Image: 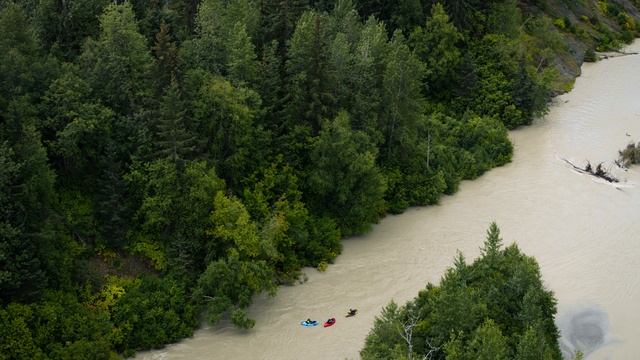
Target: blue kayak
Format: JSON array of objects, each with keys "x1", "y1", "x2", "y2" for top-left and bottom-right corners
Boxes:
[{"x1": 300, "y1": 320, "x2": 318, "y2": 327}]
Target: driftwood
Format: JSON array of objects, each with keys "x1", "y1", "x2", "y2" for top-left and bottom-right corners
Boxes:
[
  {"x1": 614, "y1": 159, "x2": 628, "y2": 170},
  {"x1": 597, "y1": 51, "x2": 639, "y2": 60},
  {"x1": 562, "y1": 158, "x2": 619, "y2": 183}
]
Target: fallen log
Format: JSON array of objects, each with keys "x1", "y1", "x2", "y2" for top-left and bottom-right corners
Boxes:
[
  {"x1": 614, "y1": 159, "x2": 628, "y2": 171},
  {"x1": 562, "y1": 158, "x2": 619, "y2": 183},
  {"x1": 597, "y1": 51, "x2": 640, "y2": 60}
]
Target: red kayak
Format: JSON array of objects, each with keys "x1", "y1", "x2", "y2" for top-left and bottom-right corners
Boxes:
[{"x1": 323, "y1": 318, "x2": 336, "y2": 327}]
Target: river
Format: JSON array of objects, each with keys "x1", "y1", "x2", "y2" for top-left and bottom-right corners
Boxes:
[{"x1": 137, "y1": 42, "x2": 640, "y2": 360}]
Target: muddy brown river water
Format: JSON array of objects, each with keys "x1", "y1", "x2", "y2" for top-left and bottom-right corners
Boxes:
[{"x1": 137, "y1": 42, "x2": 640, "y2": 360}]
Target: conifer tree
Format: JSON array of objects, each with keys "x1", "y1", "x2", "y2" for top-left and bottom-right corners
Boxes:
[
  {"x1": 226, "y1": 22, "x2": 259, "y2": 86},
  {"x1": 381, "y1": 31, "x2": 425, "y2": 163},
  {"x1": 79, "y1": 2, "x2": 153, "y2": 115},
  {"x1": 439, "y1": 0, "x2": 486, "y2": 35},
  {"x1": 0, "y1": 103, "x2": 55, "y2": 301},
  {"x1": 410, "y1": 3, "x2": 462, "y2": 98},
  {"x1": 516, "y1": 322, "x2": 556, "y2": 360},
  {"x1": 181, "y1": 0, "x2": 225, "y2": 74},
  {"x1": 328, "y1": 33, "x2": 353, "y2": 112},
  {"x1": 465, "y1": 319, "x2": 509, "y2": 360},
  {"x1": 0, "y1": 140, "x2": 49, "y2": 303},
  {"x1": 169, "y1": 0, "x2": 201, "y2": 33},
  {"x1": 260, "y1": 0, "x2": 309, "y2": 56},
  {"x1": 349, "y1": 17, "x2": 387, "y2": 143},
  {"x1": 363, "y1": 224, "x2": 562, "y2": 359},
  {"x1": 256, "y1": 40, "x2": 285, "y2": 133},
  {"x1": 34, "y1": 0, "x2": 110, "y2": 59},
  {"x1": 154, "y1": 80, "x2": 195, "y2": 166},
  {"x1": 137, "y1": 0, "x2": 182, "y2": 45},
  {"x1": 152, "y1": 21, "x2": 179, "y2": 92},
  {"x1": 307, "y1": 112, "x2": 386, "y2": 235},
  {"x1": 481, "y1": 221, "x2": 503, "y2": 257},
  {"x1": 0, "y1": 3, "x2": 52, "y2": 114},
  {"x1": 95, "y1": 144, "x2": 129, "y2": 249},
  {"x1": 328, "y1": 0, "x2": 362, "y2": 44},
  {"x1": 354, "y1": 0, "x2": 423, "y2": 32},
  {"x1": 41, "y1": 66, "x2": 114, "y2": 181},
  {"x1": 285, "y1": 11, "x2": 336, "y2": 134},
  {"x1": 183, "y1": 0, "x2": 260, "y2": 75}
]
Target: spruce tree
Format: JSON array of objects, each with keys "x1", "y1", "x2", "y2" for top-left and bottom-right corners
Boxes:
[
  {"x1": 95, "y1": 143, "x2": 129, "y2": 249},
  {"x1": 154, "y1": 80, "x2": 195, "y2": 166},
  {"x1": 354, "y1": 0, "x2": 423, "y2": 33},
  {"x1": 307, "y1": 112, "x2": 386, "y2": 235},
  {"x1": 260, "y1": 0, "x2": 309, "y2": 56},
  {"x1": 0, "y1": 3, "x2": 52, "y2": 114},
  {"x1": 410, "y1": 3, "x2": 462, "y2": 98},
  {"x1": 256, "y1": 40, "x2": 285, "y2": 134},
  {"x1": 152, "y1": 21, "x2": 179, "y2": 92},
  {"x1": 34, "y1": 0, "x2": 110, "y2": 59},
  {"x1": 349, "y1": 17, "x2": 387, "y2": 143},
  {"x1": 516, "y1": 322, "x2": 556, "y2": 360},
  {"x1": 481, "y1": 221, "x2": 503, "y2": 258},
  {"x1": 0, "y1": 122, "x2": 55, "y2": 302},
  {"x1": 285, "y1": 11, "x2": 336, "y2": 135},
  {"x1": 380, "y1": 31, "x2": 425, "y2": 164},
  {"x1": 79, "y1": 2, "x2": 154, "y2": 115},
  {"x1": 226, "y1": 22, "x2": 259, "y2": 86},
  {"x1": 183, "y1": 0, "x2": 260, "y2": 75},
  {"x1": 328, "y1": 0, "x2": 361, "y2": 44},
  {"x1": 0, "y1": 141, "x2": 48, "y2": 303},
  {"x1": 466, "y1": 319, "x2": 509, "y2": 360}
]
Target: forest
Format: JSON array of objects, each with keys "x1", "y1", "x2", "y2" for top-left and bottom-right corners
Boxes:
[{"x1": 1, "y1": 0, "x2": 638, "y2": 358}]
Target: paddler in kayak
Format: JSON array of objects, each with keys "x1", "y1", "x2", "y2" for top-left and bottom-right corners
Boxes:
[
  {"x1": 305, "y1": 318, "x2": 313, "y2": 325},
  {"x1": 346, "y1": 309, "x2": 357, "y2": 317}
]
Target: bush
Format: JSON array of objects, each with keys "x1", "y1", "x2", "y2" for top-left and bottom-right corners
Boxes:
[
  {"x1": 584, "y1": 48, "x2": 598, "y2": 62},
  {"x1": 554, "y1": 18, "x2": 566, "y2": 30},
  {"x1": 618, "y1": 142, "x2": 640, "y2": 167},
  {"x1": 316, "y1": 261, "x2": 328, "y2": 272},
  {"x1": 110, "y1": 276, "x2": 197, "y2": 354}
]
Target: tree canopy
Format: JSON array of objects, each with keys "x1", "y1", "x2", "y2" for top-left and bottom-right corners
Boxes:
[
  {"x1": 1, "y1": 0, "x2": 637, "y2": 357},
  {"x1": 361, "y1": 223, "x2": 562, "y2": 360}
]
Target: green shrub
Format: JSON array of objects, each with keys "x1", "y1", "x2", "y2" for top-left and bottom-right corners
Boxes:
[
  {"x1": 554, "y1": 18, "x2": 566, "y2": 30},
  {"x1": 584, "y1": 48, "x2": 598, "y2": 62}
]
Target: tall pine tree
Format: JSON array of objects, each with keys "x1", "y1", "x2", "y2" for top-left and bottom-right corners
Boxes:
[
  {"x1": 154, "y1": 80, "x2": 195, "y2": 166},
  {"x1": 285, "y1": 11, "x2": 336, "y2": 134},
  {"x1": 152, "y1": 21, "x2": 179, "y2": 93},
  {"x1": 410, "y1": 3, "x2": 462, "y2": 98},
  {"x1": 79, "y1": 2, "x2": 153, "y2": 115}
]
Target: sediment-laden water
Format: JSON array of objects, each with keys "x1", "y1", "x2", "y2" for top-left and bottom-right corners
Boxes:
[{"x1": 137, "y1": 42, "x2": 640, "y2": 360}]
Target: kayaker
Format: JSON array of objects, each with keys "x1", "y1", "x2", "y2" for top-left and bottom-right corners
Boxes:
[
  {"x1": 306, "y1": 318, "x2": 312, "y2": 325},
  {"x1": 348, "y1": 309, "x2": 357, "y2": 316}
]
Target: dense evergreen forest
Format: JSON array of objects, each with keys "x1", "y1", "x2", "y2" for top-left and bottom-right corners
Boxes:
[
  {"x1": 361, "y1": 223, "x2": 563, "y2": 360},
  {"x1": 0, "y1": 0, "x2": 638, "y2": 357}
]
